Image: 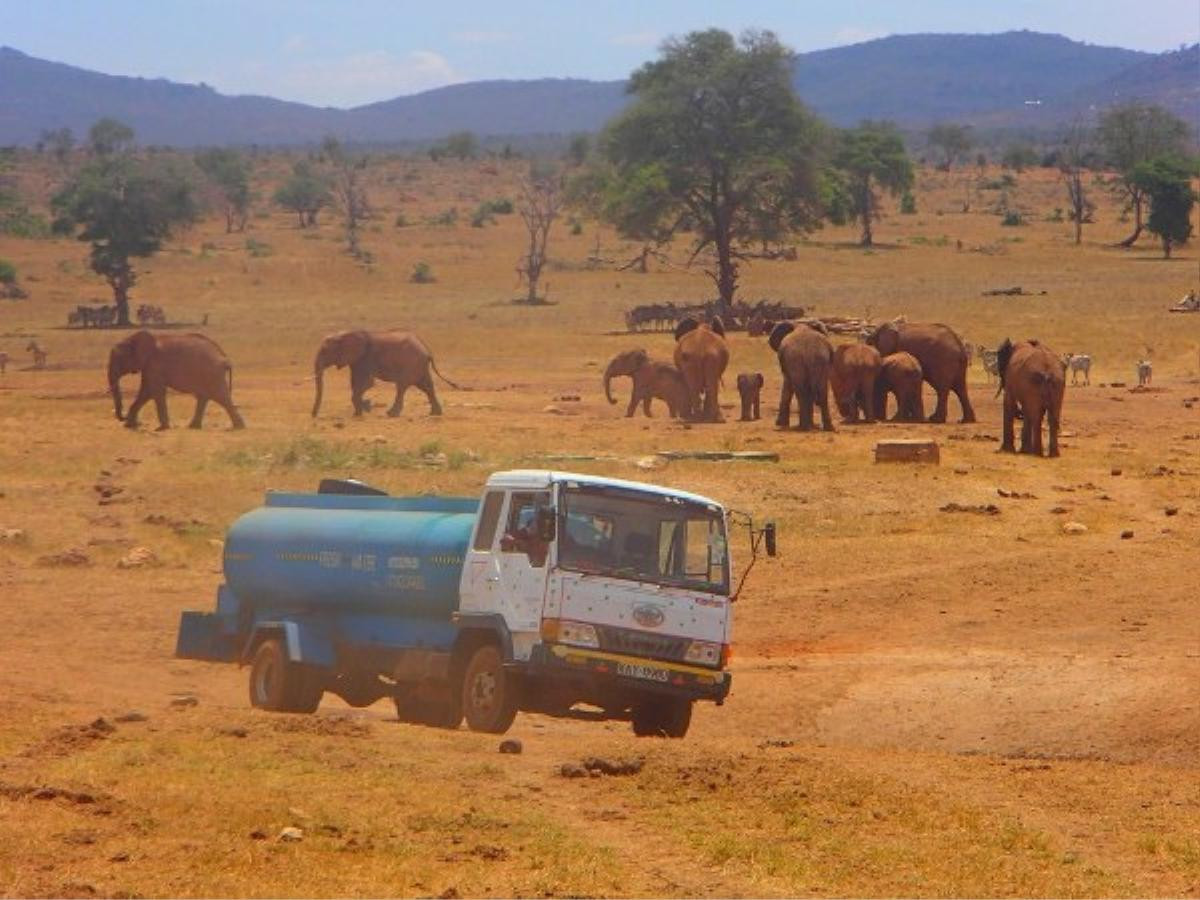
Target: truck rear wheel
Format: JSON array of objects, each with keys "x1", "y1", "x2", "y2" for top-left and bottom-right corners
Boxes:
[
  {"x1": 461, "y1": 644, "x2": 519, "y2": 734},
  {"x1": 632, "y1": 696, "x2": 691, "y2": 738},
  {"x1": 249, "y1": 638, "x2": 322, "y2": 714}
]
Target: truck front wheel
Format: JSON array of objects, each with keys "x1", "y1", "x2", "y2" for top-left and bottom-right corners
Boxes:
[
  {"x1": 632, "y1": 696, "x2": 692, "y2": 738},
  {"x1": 249, "y1": 638, "x2": 322, "y2": 714},
  {"x1": 461, "y1": 644, "x2": 519, "y2": 734}
]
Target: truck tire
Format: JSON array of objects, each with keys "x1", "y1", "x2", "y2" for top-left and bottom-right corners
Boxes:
[
  {"x1": 632, "y1": 697, "x2": 691, "y2": 738},
  {"x1": 249, "y1": 638, "x2": 322, "y2": 714},
  {"x1": 461, "y1": 644, "x2": 519, "y2": 734}
]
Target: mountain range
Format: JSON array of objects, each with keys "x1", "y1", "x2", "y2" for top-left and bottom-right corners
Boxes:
[{"x1": 0, "y1": 31, "x2": 1195, "y2": 147}]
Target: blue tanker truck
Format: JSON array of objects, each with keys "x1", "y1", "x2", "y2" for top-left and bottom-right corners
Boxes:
[{"x1": 176, "y1": 470, "x2": 774, "y2": 737}]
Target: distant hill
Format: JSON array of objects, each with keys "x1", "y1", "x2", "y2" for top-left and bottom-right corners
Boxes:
[{"x1": 0, "y1": 32, "x2": 1194, "y2": 147}]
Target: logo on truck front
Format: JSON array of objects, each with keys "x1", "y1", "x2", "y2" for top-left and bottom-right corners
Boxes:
[{"x1": 632, "y1": 604, "x2": 665, "y2": 629}]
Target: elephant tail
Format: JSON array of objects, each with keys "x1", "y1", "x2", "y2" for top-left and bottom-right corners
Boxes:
[
  {"x1": 430, "y1": 357, "x2": 466, "y2": 391},
  {"x1": 226, "y1": 363, "x2": 233, "y2": 394}
]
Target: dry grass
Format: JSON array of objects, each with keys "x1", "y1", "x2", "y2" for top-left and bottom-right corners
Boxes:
[{"x1": 0, "y1": 156, "x2": 1198, "y2": 897}]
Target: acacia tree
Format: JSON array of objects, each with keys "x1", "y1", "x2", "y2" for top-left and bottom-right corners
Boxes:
[
  {"x1": 926, "y1": 123, "x2": 972, "y2": 171},
  {"x1": 831, "y1": 122, "x2": 914, "y2": 246},
  {"x1": 88, "y1": 118, "x2": 135, "y2": 157},
  {"x1": 1097, "y1": 103, "x2": 1191, "y2": 247},
  {"x1": 195, "y1": 147, "x2": 252, "y2": 232},
  {"x1": 273, "y1": 160, "x2": 330, "y2": 227},
  {"x1": 586, "y1": 29, "x2": 825, "y2": 311},
  {"x1": 1130, "y1": 156, "x2": 1198, "y2": 258},
  {"x1": 515, "y1": 162, "x2": 562, "y2": 304},
  {"x1": 52, "y1": 155, "x2": 197, "y2": 325}
]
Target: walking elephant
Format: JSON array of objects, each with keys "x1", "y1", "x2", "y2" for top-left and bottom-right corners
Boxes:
[
  {"x1": 874, "y1": 352, "x2": 925, "y2": 422},
  {"x1": 312, "y1": 330, "x2": 459, "y2": 418},
  {"x1": 603, "y1": 349, "x2": 689, "y2": 418},
  {"x1": 673, "y1": 317, "x2": 729, "y2": 423},
  {"x1": 866, "y1": 321, "x2": 975, "y2": 423},
  {"x1": 996, "y1": 338, "x2": 1066, "y2": 457},
  {"x1": 108, "y1": 331, "x2": 244, "y2": 430},
  {"x1": 736, "y1": 373, "x2": 764, "y2": 421},
  {"x1": 829, "y1": 343, "x2": 881, "y2": 423},
  {"x1": 769, "y1": 321, "x2": 835, "y2": 432}
]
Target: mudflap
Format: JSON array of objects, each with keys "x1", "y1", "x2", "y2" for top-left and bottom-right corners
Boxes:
[{"x1": 175, "y1": 611, "x2": 239, "y2": 663}]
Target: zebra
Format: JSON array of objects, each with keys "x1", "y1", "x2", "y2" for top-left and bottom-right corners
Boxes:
[
  {"x1": 1136, "y1": 359, "x2": 1152, "y2": 386},
  {"x1": 979, "y1": 347, "x2": 1000, "y2": 383},
  {"x1": 1063, "y1": 353, "x2": 1091, "y2": 385},
  {"x1": 26, "y1": 341, "x2": 46, "y2": 370}
]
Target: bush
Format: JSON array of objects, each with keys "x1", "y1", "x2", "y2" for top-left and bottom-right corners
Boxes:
[
  {"x1": 0, "y1": 208, "x2": 51, "y2": 238},
  {"x1": 899, "y1": 190, "x2": 917, "y2": 214},
  {"x1": 1001, "y1": 211, "x2": 1024, "y2": 227},
  {"x1": 427, "y1": 207, "x2": 458, "y2": 227},
  {"x1": 394, "y1": 212, "x2": 409, "y2": 228},
  {"x1": 0, "y1": 259, "x2": 16, "y2": 284},
  {"x1": 487, "y1": 197, "x2": 514, "y2": 214},
  {"x1": 244, "y1": 238, "x2": 272, "y2": 257},
  {"x1": 1045, "y1": 208, "x2": 1064, "y2": 223},
  {"x1": 410, "y1": 261, "x2": 435, "y2": 284},
  {"x1": 569, "y1": 217, "x2": 583, "y2": 235}
]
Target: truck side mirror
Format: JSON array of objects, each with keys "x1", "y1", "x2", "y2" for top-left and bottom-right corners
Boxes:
[
  {"x1": 536, "y1": 507, "x2": 557, "y2": 542},
  {"x1": 764, "y1": 522, "x2": 776, "y2": 557}
]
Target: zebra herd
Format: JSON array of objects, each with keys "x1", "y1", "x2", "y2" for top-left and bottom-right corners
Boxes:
[
  {"x1": 66, "y1": 303, "x2": 166, "y2": 328},
  {"x1": 624, "y1": 299, "x2": 806, "y2": 333}
]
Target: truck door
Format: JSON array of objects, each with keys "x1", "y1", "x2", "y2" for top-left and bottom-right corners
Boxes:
[
  {"x1": 496, "y1": 491, "x2": 552, "y2": 632},
  {"x1": 461, "y1": 489, "x2": 506, "y2": 614}
]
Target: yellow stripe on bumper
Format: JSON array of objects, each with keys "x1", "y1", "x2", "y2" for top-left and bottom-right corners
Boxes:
[{"x1": 548, "y1": 644, "x2": 727, "y2": 684}]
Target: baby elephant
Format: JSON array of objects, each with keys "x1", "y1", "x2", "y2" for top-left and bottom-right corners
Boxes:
[{"x1": 736, "y1": 372, "x2": 764, "y2": 421}]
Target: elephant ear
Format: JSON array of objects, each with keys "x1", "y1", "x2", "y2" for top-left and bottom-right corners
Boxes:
[
  {"x1": 768, "y1": 322, "x2": 795, "y2": 353},
  {"x1": 130, "y1": 330, "x2": 158, "y2": 369},
  {"x1": 673, "y1": 316, "x2": 700, "y2": 342},
  {"x1": 708, "y1": 316, "x2": 726, "y2": 337},
  {"x1": 996, "y1": 338, "x2": 1015, "y2": 392},
  {"x1": 323, "y1": 330, "x2": 370, "y2": 368}
]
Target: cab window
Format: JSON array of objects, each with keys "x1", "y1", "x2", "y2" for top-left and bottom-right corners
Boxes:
[
  {"x1": 472, "y1": 491, "x2": 505, "y2": 551},
  {"x1": 501, "y1": 491, "x2": 551, "y2": 567}
]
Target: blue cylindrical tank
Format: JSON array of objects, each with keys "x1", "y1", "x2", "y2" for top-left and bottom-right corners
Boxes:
[{"x1": 223, "y1": 492, "x2": 479, "y2": 619}]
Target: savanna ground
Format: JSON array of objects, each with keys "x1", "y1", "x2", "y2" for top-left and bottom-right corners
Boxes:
[{"x1": 0, "y1": 156, "x2": 1198, "y2": 898}]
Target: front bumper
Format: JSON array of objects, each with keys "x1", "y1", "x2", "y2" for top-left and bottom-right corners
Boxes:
[{"x1": 526, "y1": 642, "x2": 731, "y2": 703}]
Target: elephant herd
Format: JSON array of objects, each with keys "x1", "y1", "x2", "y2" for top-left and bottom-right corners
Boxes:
[
  {"x1": 605, "y1": 316, "x2": 1066, "y2": 458},
  {"x1": 105, "y1": 328, "x2": 455, "y2": 431}
]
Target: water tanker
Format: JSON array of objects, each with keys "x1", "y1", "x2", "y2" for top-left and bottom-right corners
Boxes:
[{"x1": 177, "y1": 470, "x2": 774, "y2": 737}]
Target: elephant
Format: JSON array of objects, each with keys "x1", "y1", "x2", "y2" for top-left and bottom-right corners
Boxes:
[
  {"x1": 108, "y1": 331, "x2": 244, "y2": 430},
  {"x1": 996, "y1": 338, "x2": 1066, "y2": 457},
  {"x1": 874, "y1": 352, "x2": 926, "y2": 422},
  {"x1": 603, "y1": 348, "x2": 689, "y2": 418},
  {"x1": 866, "y1": 321, "x2": 975, "y2": 423},
  {"x1": 673, "y1": 317, "x2": 729, "y2": 423},
  {"x1": 769, "y1": 321, "x2": 835, "y2": 432},
  {"x1": 736, "y1": 373, "x2": 763, "y2": 421},
  {"x1": 312, "y1": 330, "x2": 458, "y2": 418},
  {"x1": 829, "y1": 343, "x2": 881, "y2": 423}
]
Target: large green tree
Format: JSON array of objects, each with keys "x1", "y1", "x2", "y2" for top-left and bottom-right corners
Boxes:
[
  {"x1": 1097, "y1": 103, "x2": 1192, "y2": 247},
  {"x1": 195, "y1": 147, "x2": 252, "y2": 233},
  {"x1": 586, "y1": 29, "x2": 825, "y2": 310},
  {"x1": 87, "y1": 117, "x2": 135, "y2": 157},
  {"x1": 1130, "y1": 155, "x2": 1198, "y2": 259},
  {"x1": 830, "y1": 122, "x2": 914, "y2": 246},
  {"x1": 273, "y1": 160, "x2": 331, "y2": 227},
  {"x1": 926, "y1": 122, "x2": 973, "y2": 171},
  {"x1": 52, "y1": 155, "x2": 198, "y2": 325}
]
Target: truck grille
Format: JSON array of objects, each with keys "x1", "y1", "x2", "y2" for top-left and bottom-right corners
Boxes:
[{"x1": 596, "y1": 625, "x2": 689, "y2": 662}]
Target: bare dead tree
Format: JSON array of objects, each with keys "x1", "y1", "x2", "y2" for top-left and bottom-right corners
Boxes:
[
  {"x1": 515, "y1": 166, "x2": 562, "y2": 304},
  {"x1": 323, "y1": 137, "x2": 372, "y2": 259},
  {"x1": 1059, "y1": 119, "x2": 1094, "y2": 246}
]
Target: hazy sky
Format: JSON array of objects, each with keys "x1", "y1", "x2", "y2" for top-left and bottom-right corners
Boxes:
[{"x1": 8, "y1": 0, "x2": 1199, "y2": 107}]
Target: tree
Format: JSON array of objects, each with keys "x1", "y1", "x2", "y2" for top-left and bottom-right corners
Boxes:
[
  {"x1": 586, "y1": 29, "x2": 825, "y2": 310},
  {"x1": 88, "y1": 118, "x2": 135, "y2": 157},
  {"x1": 1130, "y1": 156, "x2": 1198, "y2": 258},
  {"x1": 195, "y1": 147, "x2": 251, "y2": 233},
  {"x1": 40, "y1": 127, "x2": 75, "y2": 165},
  {"x1": 273, "y1": 160, "x2": 330, "y2": 227},
  {"x1": 830, "y1": 122, "x2": 914, "y2": 246},
  {"x1": 1001, "y1": 143, "x2": 1038, "y2": 172},
  {"x1": 1059, "y1": 119, "x2": 1094, "y2": 245},
  {"x1": 515, "y1": 162, "x2": 562, "y2": 304},
  {"x1": 321, "y1": 137, "x2": 371, "y2": 257},
  {"x1": 926, "y1": 123, "x2": 972, "y2": 171},
  {"x1": 566, "y1": 134, "x2": 590, "y2": 167},
  {"x1": 52, "y1": 155, "x2": 197, "y2": 325},
  {"x1": 435, "y1": 131, "x2": 478, "y2": 161},
  {"x1": 1097, "y1": 103, "x2": 1192, "y2": 247}
]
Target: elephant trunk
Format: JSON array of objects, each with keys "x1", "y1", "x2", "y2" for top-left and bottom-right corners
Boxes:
[
  {"x1": 603, "y1": 361, "x2": 619, "y2": 405},
  {"x1": 108, "y1": 357, "x2": 124, "y2": 421},
  {"x1": 311, "y1": 361, "x2": 326, "y2": 417}
]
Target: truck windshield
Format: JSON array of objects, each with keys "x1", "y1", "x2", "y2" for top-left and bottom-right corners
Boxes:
[{"x1": 558, "y1": 484, "x2": 729, "y2": 595}]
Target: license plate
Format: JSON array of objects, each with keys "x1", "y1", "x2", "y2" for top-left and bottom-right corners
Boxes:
[{"x1": 616, "y1": 661, "x2": 670, "y2": 682}]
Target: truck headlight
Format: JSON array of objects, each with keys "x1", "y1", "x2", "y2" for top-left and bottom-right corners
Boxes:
[
  {"x1": 543, "y1": 619, "x2": 599, "y2": 649},
  {"x1": 684, "y1": 640, "x2": 722, "y2": 667}
]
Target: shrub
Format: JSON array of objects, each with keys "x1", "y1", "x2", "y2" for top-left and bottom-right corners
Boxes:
[
  {"x1": 569, "y1": 217, "x2": 583, "y2": 235},
  {"x1": 394, "y1": 212, "x2": 409, "y2": 228},
  {"x1": 427, "y1": 207, "x2": 458, "y2": 227},
  {"x1": 0, "y1": 208, "x2": 50, "y2": 238},
  {"x1": 410, "y1": 261, "x2": 435, "y2": 283},
  {"x1": 487, "y1": 197, "x2": 514, "y2": 214},
  {"x1": 0, "y1": 259, "x2": 16, "y2": 284},
  {"x1": 1001, "y1": 211, "x2": 1024, "y2": 227},
  {"x1": 1045, "y1": 208, "x2": 1064, "y2": 223},
  {"x1": 899, "y1": 190, "x2": 917, "y2": 214},
  {"x1": 244, "y1": 238, "x2": 272, "y2": 257}
]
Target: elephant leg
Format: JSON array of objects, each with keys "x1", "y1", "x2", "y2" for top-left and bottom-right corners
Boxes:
[
  {"x1": 1000, "y1": 395, "x2": 1017, "y2": 452},
  {"x1": 1018, "y1": 406, "x2": 1034, "y2": 453},
  {"x1": 387, "y1": 384, "x2": 407, "y2": 417},
  {"x1": 798, "y1": 387, "x2": 814, "y2": 432},
  {"x1": 752, "y1": 396, "x2": 760, "y2": 420},
  {"x1": 862, "y1": 377, "x2": 877, "y2": 423},
  {"x1": 153, "y1": 392, "x2": 170, "y2": 431},
  {"x1": 954, "y1": 376, "x2": 976, "y2": 424},
  {"x1": 1047, "y1": 401, "x2": 1061, "y2": 458},
  {"x1": 817, "y1": 385, "x2": 835, "y2": 432},
  {"x1": 417, "y1": 373, "x2": 442, "y2": 416},
  {"x1": 220, "y1": 399, "x2": 246, "y2": 429},
  {"x1": 929, "y1": 384, "x2": 949, "y2": 423},
  {"x1": 189, "y1": 397, "x2": 208, "y2": 429},
  {"x1": 776, "y1": 379, "x2": 793, "y2": 429},
  {"x1": 642, "y1": 392, "x2": 653, "y2": 418}
]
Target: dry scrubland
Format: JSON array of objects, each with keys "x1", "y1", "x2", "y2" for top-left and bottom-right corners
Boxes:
[{"x1": 1, "y1": 157, "x2": 1199, "y2": 897}]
